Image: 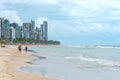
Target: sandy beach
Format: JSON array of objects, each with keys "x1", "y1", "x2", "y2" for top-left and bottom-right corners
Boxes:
[{"x1": 0, "y1": 45, "x2": 56, "y2": 80}]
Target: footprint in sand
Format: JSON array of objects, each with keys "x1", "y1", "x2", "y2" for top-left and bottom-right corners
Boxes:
[
  {"x1": 0, "y1": 73, "x2": 18, "y2": 80},
  {"x1": 0, "y1": 61, "x2": 9, "y2": 70}
]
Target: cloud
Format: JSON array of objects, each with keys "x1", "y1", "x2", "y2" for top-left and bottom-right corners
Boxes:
[
  {"x1": 60, "y1": 0, "x2": 120, "y2": 20},
  {"x1": 27, "y1": 0, "x2": 62, "y2": 5},
  {"x1": 1, "y1": 0, "x2": 120, "y2": 44},
  {"x1": 0, "y1": 0, "x2": 22, "y2": 25},
  {"x1": 65, "y1": 0, "x2": 120, "y2": 9},
  {"x1": 48, "y1": 19, "x2": 120, "y2": 38},
  {"x1": 0, "y1": 10, "x2": 22, "y2": 25},
  {"x1": 56, "y1": 0, "x2": 120, "y2": 36},
  {"x1": 35, "y1": 17, "x2": 48, "y2": 27},
  {"x1": 0, "y1": 0, "x2": 63, "y2": 5}
]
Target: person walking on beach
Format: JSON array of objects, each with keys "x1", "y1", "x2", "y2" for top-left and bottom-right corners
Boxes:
[
  {"x1": 25, "y1": 45, "x2": 28, "y2": 53},
  {"x1": 18, "y1": 44, "x2": 22, "y2": 53}
]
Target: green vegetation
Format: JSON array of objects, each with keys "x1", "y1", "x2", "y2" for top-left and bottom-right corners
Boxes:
[
  {"x1": 0, "y1": 38, "x2": 6, "y2": 44},
  {"x1": 0, "y1": 38, "x2": 60, "y2": 45}
]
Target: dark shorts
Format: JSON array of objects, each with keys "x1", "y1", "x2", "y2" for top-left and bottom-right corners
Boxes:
[
  {"x1": 19, "y1": 48, "x2": 21, "y2": 51},
  {"x1": 25, "y1": 48, "x2": 27, "y2": 51}
]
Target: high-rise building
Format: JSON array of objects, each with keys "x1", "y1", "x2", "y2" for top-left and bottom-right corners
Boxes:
[
  {"x1": 11, "y1": 23, "x2": 21, "y2": 38},
  {"x1": 0, "y1": 17, "x2": 49, "y2": 43},
  {"x1": 10, "y1": 27, "x2": 16, "y2": 39},
  {"x1": 36, "y1": 27, "x2": 41, "y2": 40},
  {"x1": 22, "y1": 20, "x2": 36, "y2": 39},
  {"x1": 24, "y1": 28, "x2": 29, "y2": 39},
  {"x1": 15, "y1": 26, "x2": 22, "y2": 38},
  {"x1": 31, "y1": 20, "x2": 35, "y2": 29},
  {"x1": 0, "y1": 18, "x2": 2, "y2": 38},
  {"x1": 11, "y1": 23, "x2": 19, "y2": 29},
  {"x1": 40, "y1": 24, "x2": 43, "y2": 40},
  {"x1": 22, "y1": 23, "x2": 31, "y2": 39},
  {"x1": 4, "y1": 19, "x2": 10, "y2": 39},
  {"x1": 30, "y1": 20, "x2": 35, "y2": 39},
  {"x1": 0, "y1": 18, "x2": 5, "y2": 38},
  {"x1": 4, "y1": 19, "x2": 10, "y2": 28},
  {"x1": 0, "y1": 26, "x2": 1, "y2": 38},
  {"x1": 41, "y1": 21, "x2": 48, "y2": 41}
]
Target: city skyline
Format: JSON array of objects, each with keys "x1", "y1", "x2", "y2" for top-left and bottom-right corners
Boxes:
[
  {"x1": 0, "y1": 17, "x2": 48, "y2": 43},
  {"x1": 0, "y1": 0, "x2": 120, "y2": 45}
]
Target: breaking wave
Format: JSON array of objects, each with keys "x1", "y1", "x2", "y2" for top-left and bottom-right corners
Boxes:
[{"x1": 66, "y1": 55, "x2": 120, "y2": 67}]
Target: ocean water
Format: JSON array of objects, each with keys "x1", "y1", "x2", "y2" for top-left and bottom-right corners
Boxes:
[{"x1": 20, "y1": 45, "x2": 120, "y2": 80}]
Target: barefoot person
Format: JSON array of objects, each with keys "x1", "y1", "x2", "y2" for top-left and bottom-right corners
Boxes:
[
  {"x1": 25, "y1": 45, "x2": 28, "y2": 53},
  {"x1": 18, "y1": 44, "x2": 22, "y2": 53}
]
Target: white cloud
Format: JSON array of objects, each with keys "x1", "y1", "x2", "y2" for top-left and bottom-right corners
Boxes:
[
  {"x1": 0, "y1": 4, "x2": 5, "y2": 11},
  {"x1": 61, "y1": 0, "x2": 120, "y2": 18},
  {"x1": 0, "y1": 0, "x2": 63, "y2": 5},
  {"x1": 48, "y1": 18, "x2": 120, "y2": 37},
  {"x1": 66, "y1": 0, "x2": 120, "y2": 9},
  {"x1": 0, "y1": 10, "x2": 22, "y2": 25},
  {"x1": 28, "y1": 0, "x2": 62, "y2": 5},
  {"x1": 35, "y1": 17, "x2": 48, "y2": 27},
  {"x1": 1, "y1": 0, "x2": 119, "y2": 8},
  {"x1": 0, "y1": 0, "x2": 22, "y2": 25},
  {"x1": 1, "y1": 0, "x2": 120, "y2": 44}
]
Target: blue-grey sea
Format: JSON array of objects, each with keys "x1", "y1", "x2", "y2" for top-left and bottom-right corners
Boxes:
[{"x1": 20, "y1": 45, "x2": 120, "y2": 80}]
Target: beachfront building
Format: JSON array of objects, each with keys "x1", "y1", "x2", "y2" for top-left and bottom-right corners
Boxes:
[
  {"x1": 21, "y1": 30, "x2": 24, "y2": 38},
  {"x1": 0, "y1": 18, "x2": 5, "y2": 38},
  {"x1": 36, "y1": 27, "x2": 42, "y2": 40},
  {"x1": 22, "y1": 23, "x2": 31, "y2": 39},
  {"x1": 40, "y1": 24, "x2": 43, "y2": 40},
  {"x1": 30, "y1": 20, "x2": 35, "y2": 39},
  {"x1": 11, "y1": 23, "x2": 22, "y2": 39},
  {"x1": 0, "y1": 18, "x2": 2, "y2": 38},
  {"x1": 22, "y1": 20, "x2": 36, "y2": 39},
  {"x1": 23, "y1": 28, "x2": 29, "y2": 39},
  {"x1": 0, "y1": 17, "x2": 49, "y2": 43},
  {"x1": 11, "y1": 23, "x2": 19, "y2": 30},
  {"x1": 16, "y1": 27, "x2": 22, "y2": 39},
  {"x1": 4, "y1": 19, "x2": 11, "y2": 39},
  {"x1": 0, "y1": 26, "x2": 1, "y2": 38},
  {"x1": 41, "y1": 21, "x2": 48, "y2": 41},
  {"x1": 10, "y1": 27, "x2": 16, "y2": 40}
]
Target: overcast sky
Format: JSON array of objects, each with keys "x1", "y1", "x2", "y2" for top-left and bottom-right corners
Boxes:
[{"x1": 0, "y1": 0, "x2": 120, "y2": 45}]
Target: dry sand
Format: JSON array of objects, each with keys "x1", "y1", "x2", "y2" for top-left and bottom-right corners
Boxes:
[{"x1": 0, "y1": 46, "x2": 56, "y2": 80}]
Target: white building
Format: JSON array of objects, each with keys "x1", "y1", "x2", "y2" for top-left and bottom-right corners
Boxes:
[
  {"x1": 0, "y1": 18, "x2": 4, "y2": 38},
  {"x1": 0, "y1": 26, "x2": 1, "y2": 38},
  {"x1": 10, "y1": 27, "x2": 16, "y2": 39},
  {"x1": 0, "y1": 18, "x2": 1, "y2": 38},
  {"x1": 22, "y1": 23, "x2": 31, "y2": 39},
  {"x1": 23, "y1": 28, "x2": 29, "y2": 39},
  {"x1": 41, "y1": 21, "x2": 48, "y2": 41}
]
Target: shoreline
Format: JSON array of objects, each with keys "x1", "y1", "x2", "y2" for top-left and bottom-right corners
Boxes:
[{"x1": 0, "y1": 46, "x2": 56, "y2": 80}]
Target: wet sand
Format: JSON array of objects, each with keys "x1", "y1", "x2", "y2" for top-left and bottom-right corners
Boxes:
[{"x1": 0, "y1": 46, "x2": 56, "y2": 80}]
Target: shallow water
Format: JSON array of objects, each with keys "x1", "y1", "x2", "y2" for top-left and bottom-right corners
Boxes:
[{"x1": 20, "y1": 45, "x2": 120, "y2": 80}]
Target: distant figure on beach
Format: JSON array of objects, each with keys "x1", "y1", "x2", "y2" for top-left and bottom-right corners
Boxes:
[
  {"x1": 1, "y1": 44, "x2": 5, "y2": 48},
  {"x1": 18, "y1": 44, "x2": 22, "y2": 53},
  {"x1": 25, "y1": 45, "x2": 28, "y2": 52}
]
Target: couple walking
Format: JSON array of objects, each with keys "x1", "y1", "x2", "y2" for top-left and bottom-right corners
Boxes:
[{"x1": 18, "y1": 44, "x2": 28, "y2": 53}]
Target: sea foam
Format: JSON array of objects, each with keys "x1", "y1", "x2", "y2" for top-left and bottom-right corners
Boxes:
[{"x1": 66, "y1": 55, "x2": 120, "y2": 67}]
